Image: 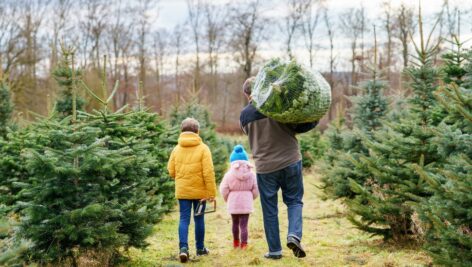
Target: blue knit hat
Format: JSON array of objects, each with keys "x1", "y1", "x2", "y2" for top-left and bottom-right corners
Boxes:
[{"x1": 230, "y1": 144, "x2": 249, "y2": 162}]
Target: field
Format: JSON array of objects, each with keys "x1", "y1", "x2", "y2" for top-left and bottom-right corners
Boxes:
[{"x1": 124, "y1": 169, "x2": 431, "y2": 267}]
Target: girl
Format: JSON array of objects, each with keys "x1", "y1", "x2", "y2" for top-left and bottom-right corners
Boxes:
[{"x1": 220, "y1": 145, "x2": 258, "y2": 249}]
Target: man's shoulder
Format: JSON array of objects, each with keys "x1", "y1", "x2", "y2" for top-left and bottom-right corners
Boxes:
[{"x1": 240, "y1": 103, "x2": 266, "y2": 128}]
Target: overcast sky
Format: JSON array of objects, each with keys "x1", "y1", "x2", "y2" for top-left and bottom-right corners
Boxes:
[{"x1": 148, "y1": 0, "x2": 472, "y2": 72}]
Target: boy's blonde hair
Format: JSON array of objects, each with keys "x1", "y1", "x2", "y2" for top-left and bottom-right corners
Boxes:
[{"x1": 181, "y1": 117, "x2": 200, "y2": 133}]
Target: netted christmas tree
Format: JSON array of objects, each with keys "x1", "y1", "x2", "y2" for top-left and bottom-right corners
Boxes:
[
  {"x1": 345, "y1": 14, "x2": 442, "y2": 240},
  {"x1": 321, "y1": 28, "x2": 388, "y2": 199},
  {"x1": 169, "y1": 101, "x2": 229, "y2": 182},
  {"x1": 0, "y1": 80, "x2": 13, "y2": 139},
  {"x1": 413, "y1": 37, "x2": 472, "y2": 266}
]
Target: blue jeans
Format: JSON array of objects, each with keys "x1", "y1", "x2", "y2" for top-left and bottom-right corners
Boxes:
[
  {"x1": 257, "y1": 161, "x2": 304, "y2": 255},
  {"x1": 178, "y1": 199, "x2": 206, "y2": 250}
]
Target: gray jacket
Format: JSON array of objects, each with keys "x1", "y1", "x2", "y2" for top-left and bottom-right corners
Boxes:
[{"x1": 240, "y1": 103, "x2": 317, "y2": 174}]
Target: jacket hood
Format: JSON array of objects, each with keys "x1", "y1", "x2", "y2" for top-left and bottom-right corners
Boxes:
[
  {"x1": 230, "y1": 160, "x2": 253, "y2": 181},
  {"x1": 178, "y1": 132, "x2": 202, "y2": 147}
]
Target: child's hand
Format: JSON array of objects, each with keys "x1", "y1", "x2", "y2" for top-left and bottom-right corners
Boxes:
[{"x1": 207, "y1": 197, "x2": 215, "y2": 202}]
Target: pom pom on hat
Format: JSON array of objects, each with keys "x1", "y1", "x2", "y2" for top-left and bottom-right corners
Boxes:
[{"x1": 230, "y1": 144, "x2": 249, "y2": 162}]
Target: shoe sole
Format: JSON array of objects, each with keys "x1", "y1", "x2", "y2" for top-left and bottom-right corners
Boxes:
[
  {"x1": 264, "y1": 255, "x2": 282, "y2": 260},
  {"x1": 287, "y1": 242, "x2": 306, "y2": 258},
  {"x1": 179, "y1": 253, "x2": 188, "y2": 263}
]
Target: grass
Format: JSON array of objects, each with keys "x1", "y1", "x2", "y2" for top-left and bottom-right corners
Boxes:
[{"x1": 123, "y1": 169, "x2": 432, "y2": 267}]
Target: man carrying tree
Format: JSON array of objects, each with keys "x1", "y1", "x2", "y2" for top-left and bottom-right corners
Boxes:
[{"x1": 239, "y1": 77, "x2": 317, "y2": 259}]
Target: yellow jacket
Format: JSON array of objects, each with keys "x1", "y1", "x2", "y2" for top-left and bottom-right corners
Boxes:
[{"x1": 167, "y1": 132, "x2": 217, "y2": 200}]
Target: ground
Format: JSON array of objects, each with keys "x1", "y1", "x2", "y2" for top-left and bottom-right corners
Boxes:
[{"x1": 124, "y1": 169, "x2": 432, "y2": 267}]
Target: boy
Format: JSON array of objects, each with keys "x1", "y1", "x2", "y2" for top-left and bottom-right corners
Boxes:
[{"x1": 167, "y1": 117, "x2": 217, "y2": 263}]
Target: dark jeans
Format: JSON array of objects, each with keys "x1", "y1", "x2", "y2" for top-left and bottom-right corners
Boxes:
[
  {"x1": 257, "y1": 161, "x2": 304, "y2": 255},
  {"x1": 178, "y1": 199, "x2": 206, "y2": 250},
  {"x1": 231, "y1": 214, "x2": 250, "y2": 243}
]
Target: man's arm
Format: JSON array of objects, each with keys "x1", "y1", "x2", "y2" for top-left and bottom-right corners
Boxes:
[{"x1": 287, "y1": 121, "x2": 318, "y2": 134}]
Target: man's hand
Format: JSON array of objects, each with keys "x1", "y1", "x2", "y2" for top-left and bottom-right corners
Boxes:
[{"x1": 207, "y1": 197, "x2": 215, "y2": 202}]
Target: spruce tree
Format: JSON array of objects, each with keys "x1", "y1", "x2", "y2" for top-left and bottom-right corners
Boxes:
[
  {"x1": 0, "y1": 80, "x2": 13, "y2": 139},
  {"x1": 169, "y1": 101, "x2": 229, "y2": 182},
  {"x1": 413, "y1": 39, "x2": 471, "y2": 266},
  {"x1": 321, "y1": 28, "x2": 388, "y2": 199},
  {"x1": 346, "y1": 12, "x2": 442, "y2": 240}
]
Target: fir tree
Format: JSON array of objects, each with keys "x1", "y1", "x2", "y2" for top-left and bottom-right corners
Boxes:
[
  {"x1": 169, "y1": 101, "x2": 229, "y2": 182},
  {"x1": 321, "y1": 27, "x2": 388, "y2": 199},
  {"x1": 346, "y1": 11, "x2": 442, "y2": 240},
  {"x1": 0, "y1": 208, "x2": 31, "y2": 267},
  {"x1": 0, "y1": 80, "x2": 13, "y2": 139},
  {"x1": 2, "y1": 49, "x2": 177, "y2": 265},
  {"x1": 414, "y1": 40, "x2": 471, "y2": 266},
  {"x1": 53, "y1": 47, "x2": 85, "y2": 117},
  {"x1": 299, "y1": 129, "x2": 327, "y2": 168}
]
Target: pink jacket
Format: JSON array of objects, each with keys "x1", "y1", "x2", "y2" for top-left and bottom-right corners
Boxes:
[{"x1": 219, "y1": 160, "x2": 259, "y2": 214}]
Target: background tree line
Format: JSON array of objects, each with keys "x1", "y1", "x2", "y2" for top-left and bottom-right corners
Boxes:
[{"x1": 0, "y1": 0, "x2": 470, "y2": 131}]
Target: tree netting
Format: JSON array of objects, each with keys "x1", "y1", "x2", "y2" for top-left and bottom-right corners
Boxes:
[{"x1": 251, "y1": 58, "x2": 332, "y2": 123}]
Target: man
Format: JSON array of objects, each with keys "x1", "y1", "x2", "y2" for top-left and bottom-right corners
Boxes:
[{"x1": 239, "y1": 77, "x2": 317, "y2": 259}]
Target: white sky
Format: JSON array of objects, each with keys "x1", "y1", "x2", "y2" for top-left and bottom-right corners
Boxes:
[{"x1": 149, "y1": 0, "x2": 472, "y2": 73}]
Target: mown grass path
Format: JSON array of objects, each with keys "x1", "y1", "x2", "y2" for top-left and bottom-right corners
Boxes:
[{"x1": 125, "y1": 170, "x2": 431, "y2": 267}]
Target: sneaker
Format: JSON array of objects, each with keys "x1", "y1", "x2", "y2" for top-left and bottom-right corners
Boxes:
[
  {"x1": 233, "y1": 239, "x2": 240, "y2": 249},
  {"x1": 287, "y1": 236, "x2": 306, "y2": 258},
  {"x1": 179, "y1": 247, "x2": 189, "y2": 263},
  {"x1": 264, "y1": 253, "x2": 282, "y2": 260},
  {"x1": 240, "y1": 242, "x2": 248, "y2": 249},
  {"x1": 196, "y1": 247, "x2": 210, "y2": 256}
]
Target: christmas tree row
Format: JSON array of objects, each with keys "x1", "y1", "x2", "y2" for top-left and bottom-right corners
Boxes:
[{"x1": 320, "y1": 12, "x2": 471, "y2": 267}]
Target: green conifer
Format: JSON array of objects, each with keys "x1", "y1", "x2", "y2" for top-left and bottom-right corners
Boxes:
[
  {"x1": 321, "y1": 27, "x2": 388, "y2": 199},
  {"x1": 414, "y1": 39, "x2": 471, "y2": 266},
  {"x1": 346, "y1": 10, "x2": 442, "y2": 240},
  {"x1": 0, "y1": 80, "x2": 13, "y2": 138}
]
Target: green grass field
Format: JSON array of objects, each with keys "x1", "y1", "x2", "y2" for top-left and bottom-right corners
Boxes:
[{"x1": 123, "y1": 169, "x2": 432, "y2": 267}]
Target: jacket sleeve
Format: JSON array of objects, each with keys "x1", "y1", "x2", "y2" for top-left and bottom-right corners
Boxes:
[
  {"x1": 202, "y1": 146, "x2": 217, "y2": 198},
  {"x1": 219, "y1": 173, "x2": 230, "y2": 202},
  {"x1": 287, "y1": 121, "x2": 318, "y2": 134},
  {"x1": 251, "y1": 173, "x2": 259, "y2": 200},
  {"x1": 167, "y1": 148, "x2": 176, "y2": 179}
]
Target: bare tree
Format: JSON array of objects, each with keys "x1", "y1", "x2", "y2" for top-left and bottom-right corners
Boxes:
[
  {"x1": 187, "y1": 0, "x2": 204, "y2": 95},
  {"x1": 106, "y1": 0, "x2": 135, "y2": 109},
  {"x1": 396, "y1": 3, "x2": 415, "y2": 68},
  {"x1": 0, "y1": 2, "x2": 23, "y2": 75},
  {"x1": 301, "y1": 0, "x2": 323, "y2": 67},
  {"x1": 16, "y1": 0, "x2": 50, "y2": 115},
  {"x1": 153, "y1": 29, "x2": 167, "y2": 114},
  {"x1": 79, "y1": 0, "x2": 108, "y2": 69},
  {"x1": 49, "y1": 0, "x2": 74, "y2": 71},
  {"x1": 323, "y1": 7, "x2": 335, "y2": 90},
  {"x1": 136, "y1": 0, "x2": 157, "y2": 105},
  {"x1": 203, "y1": 2, "x2": 226, "y2": 103},
  {"x1": 172, "y1": 23, "x2": 184, "y2": 106},
  {"x1": 229, "y1": 0, "x2": 266, "y2": 104},
  {"x1": 284, "y1": 0, "x2": 311, "y2": 59},
  {"x1": 230, "y1": 0, "x2": 265, "y2": 80},
  {"x1": 340, "y1": 7, "x2": 367, "y2": 86},
  {"x1": 381, "y1": 1, "x2": 395, "y2": 78},
  {"x1": 323, "y1": 6, "x2": 336, "y2": 120}
]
